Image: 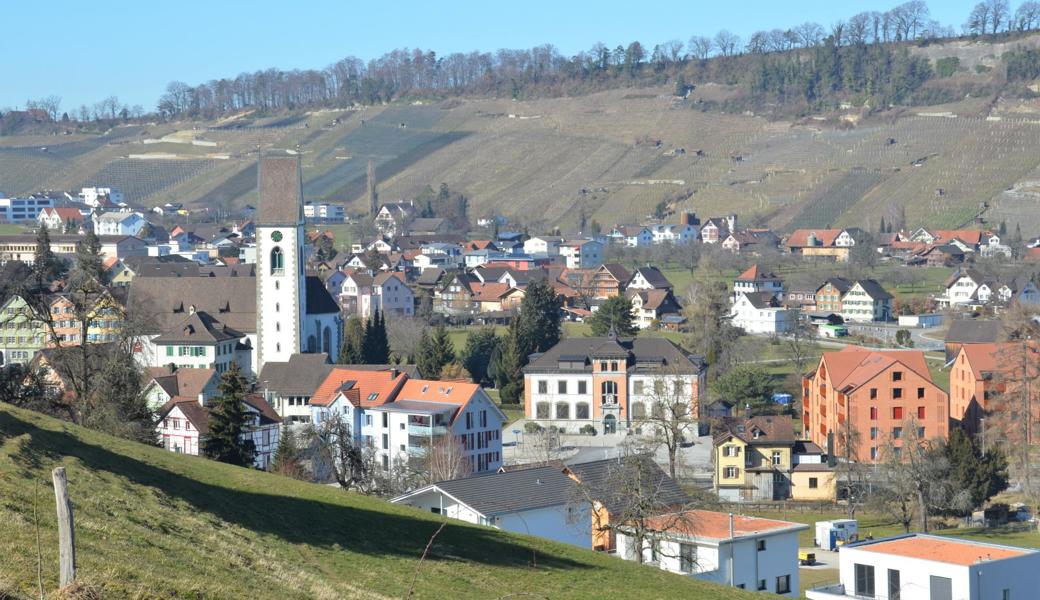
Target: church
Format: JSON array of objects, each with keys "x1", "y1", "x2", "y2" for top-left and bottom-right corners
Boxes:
[{"x1": 128, "y1": 157, "x2": 341, "y2": 376}]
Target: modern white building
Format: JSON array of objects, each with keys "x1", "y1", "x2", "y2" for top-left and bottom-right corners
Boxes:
[
  {"x1": 559, "y1": 239, "x2": 603, "y2": 269},
  {"x1": 617, "y1": 510, "x2": 805, "y2": 597},
  {"x1": 523, "y1": 236, "x2": 564, "y2": 255},
  {"x1": 807, "y1": 534, "x2": 1040, "y2": 600},
  {"x1": 648, "y1": 223, "x2": 699, "y2": 245},
  {"x1": 79, "y1": 187, "x2": 124, "y2": 207},
  {"x1": 0, "y1": 195, "x2": 54, "y2": 223},
  {"x1": 730, "y1": 292, "x2": 796, "y2": 334},
  {"x1": 303, "y1": 201, "x2": 345, "y2": 223},
  {"x1": 392, "y1": 465, "x2": 592, "y2": 548},
  {"x1": 93, "y1": 211, "x2": 146, "y2": 236}
]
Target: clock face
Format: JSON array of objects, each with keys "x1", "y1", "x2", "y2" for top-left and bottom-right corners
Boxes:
[{"x1": 271, "y1": 231, "x2": 283, "y2": 242}]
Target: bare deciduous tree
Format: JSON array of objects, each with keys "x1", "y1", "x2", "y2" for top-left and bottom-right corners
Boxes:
[
  {"x1": 304, "y1": 413, "x2": 378, "y2": 493},
  {"x1": 632, "y1": 371, "x2": 698, "y2": 479}
]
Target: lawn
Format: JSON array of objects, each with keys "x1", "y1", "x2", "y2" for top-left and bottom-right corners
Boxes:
[
  {"x1": 0, "y1": 403, "x2": 756, "y2": 599},
  {"x1": 0, "y1": 223, "x2": 31, "y2": 235}
]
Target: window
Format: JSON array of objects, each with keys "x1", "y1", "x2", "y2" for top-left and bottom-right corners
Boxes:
[
  {"x1": 558, "y1": 380, "x2": 567, "y2": 394},
  {"x1": 610, "y1": 361, "x2": 618, "y2": 372},
  {"x1": 870, "y1": 407, "x2": 878, "y2": 420},
  {"x1": 892, "y1": 371, "x2": 903, "y2": 381},
  {"x1": 772, "y1": 450, "x2": 782, "y2": 465},
  {"x1": 166, "y1": 346, "x2": 173, "y2": 357},
  {"x1": 893, "y1": 387, "x2": 903, "y2": 399},
  {"x1": 365, "y1": 415, "x2": 372, "y2": 426},
  {"x1": 855, "y1": 564, "x2": 875, "y2": 597},
  {"x1": 809, "y1": 477, "x2": 818, "y2": 489},
  {"x1": 870, "y1": 387, "x2": 877, "y2": 399},
  {"x1": 723, "y1": 466, "x2": 739, "y2": 479},
  {"x1": 576, "y1": 402, "x2": 590, "y2": 419},
  {"x1": 630, "y1": 401, "x2": 645, "y2": 420},
  {"x1": 466, "y1": 413, "x2": 473, "y2": 429},
  {"x1": 600, "y1": 381, "x2": 618, "y2": 404},
  {"x1": 776, "y1": 575, "x2": 791, "y2": 595},
  {"x1": 577, "y1": 380, "x2": 587, "y2": 394},
  {"x1": 536, "y1": 402, "x2": 550, "y2": 419},
  {"x1": 918, "y1": 426, "x2": 925, "y2": 438},
  {"x1": 679, "y1": 543, "x2": 697, "y2": 573},
  {"x1": 1003, "y1": 589, "x2": 1011, "y2": 600},
  {"x1": 870, "y1": 427, "x2": 878, "y2": 440},
  {"x1": 599, "y1": 361, "x2": 607, "y2": 371},
  {"x1": 633, "y1": 380, "x2": 644, "y2": 395},
  {"x1": 723, "y1": 445, "x2": 741, "y2": 457},
  {"x1": 381, "y1": 434, "x2": 388, "y2": 449},
  {"x1": 756, "y1": 539, "x2": 766, "y2": 551},
  {"x1": 382, "y1": 413, "x2": 389, "y2": 428},
  {"x1": 917, "y1": 406, "x2": 926, "y2": 419},
  {"x1": 892, "y1": 427, "x2": 902, "y2": 439},
  {"x1": 772, "y1": 471, "x2": 784, "y2": 483},
  {"x1": 888, "y1": 569, "x2": 901, "y2": 600},
  {"x1": 929, "y1": 575, "x2": 952, "y2": 600},
  {"x1": 555, "y1": 403, "x2": 570, "y2": 419},
  {"x1": 892, "y1": 406, "x2": 903, "y2": 420},
  {"x1": 757, "y1": 580, "x2": 766, "y2": 591},
  {"x1": 871, "y1": 447, "x2": 878, "y2": 460},
  {"x1": 537, "y1": 380, "x2": 547, "y2": 394},
  {"x1": 270, "y1": 246, "x2": 284, "y2": 275},
  {"x1": 917, "y1": 387, "x2": 925, "y2": 399}
]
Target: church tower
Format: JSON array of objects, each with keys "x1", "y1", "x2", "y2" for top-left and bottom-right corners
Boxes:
[{"x1": 256, "y1": 157, "x2": 307, "y2": 372}]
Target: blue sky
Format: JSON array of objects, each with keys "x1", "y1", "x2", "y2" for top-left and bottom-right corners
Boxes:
[{"x1": 4, "y1": 0, "x2": 979, "y2": 112}]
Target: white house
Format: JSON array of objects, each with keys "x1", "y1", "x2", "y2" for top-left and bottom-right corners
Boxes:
[
  {"x1": 840, "y1": 280, "x2": 893, "y2": 323},
  {"x1": 156, "y1": 393, "x2": 281, "y2": 469},
  {"x1": 142, "y1": 366, "x2": 220, "y2": 411},
  {"x1": 559, "y1": 239, "x2": 603, "y2": 269},
  {"x1": 391, "y1": 465, "x2": 592, "y2": 548},
  {"x1": 610, "y1": 225, "x2": 653, "y2": 247},
  {"x1": 732, "y1": 265, "x2": 784, "y2": 299},
  {"x1": 938, "y1": 269, "x2": 991, "y2": 308},
  {"x1": 730, "y1": 292, "x2": 796, "y2": 334},
  {"x1": 628, "y1": 266, "x2": 674, "y2": 291},
  {"x1": 617, "y1": 509, "x2": 806, "y2": 597},
  {"x1": 807, "y1": 533, "x2": 1040, "y2": 600},
  {"x1": 996, "y1": 279, "x2": 1040, "y2": 306},
  {"x1": 311, "y1": 374, "x2": 506, "y2": 475},
  {"x1": 94, "y1": 211, "x2": 146, "y2": 236},
  {"x1": 366, "y1": 272, "x2": 414, "y2": 318},
  {"x1": 37, "y1": 207, "x2": 85, "y2": 232},
  {"x1": 79, "y1": 187, "x2": 124, "y2": 207},
  {"x1": 649, "y1": 223, "x2": 699, "y2": 245},
  {"x1": 151, "y1": 309, "x2": 248, "y2": 375},
  {"x1": 303, "y1": 201, "x2": 345, "y2": 223},
  {"x1": 0, "y1": 195, "x2": 55, "y2": 223},
  {"x1": 523, "y1": 236, "x2": 564, "y2": 255}
]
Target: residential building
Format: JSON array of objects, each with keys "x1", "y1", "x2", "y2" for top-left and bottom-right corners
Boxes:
[
  {"x1": 840, "y1": 279, "x2": 892, "y2": 323},
  {"x1": 303, "y1": 201, "x2": 345, "y2": 223},
  {"x1": 944, "y1": 320, "x2": 1002, "y2": 361},
  {"x1": 142, "y1": 366, "x2": 220, "y2": 411},
  {"x1": 93, "y1": 211, "x2": 146, "y2": 236},
  {"x1": 786, "y1": 229, "x2": 860, "y2": 261},
  {"x1": 0, "y1": 194, "x2": 55, "y2": 223},
  {"x1": 618, "y1": 510, "x2": 805, "y2": 597},
  {"x1": 392, "y1": 465, "x2": 592, "y2": 548},
  {"x1": 721, "y1": 229, "x2": 779, "y2": 254},
  {"x1": 628, "y1": 266, "x2": 674, "y2": 291},
  {"x1": 523, "y1": 336, "x2": 706, "y2": 434},
  {"x1": 523, "y1": 236, "x2": 564, "y2": 255},
  {"x1": 627, "y1": 289, "x2": 683, "y2": 329},
  {"x1": 256, "y1": 353, "x2": 336, "y2": 425},
  {"x1": 730, "y1": 292, "x2": 797, "y2": 334},
  {"x1": 559, "y1": 239, "x2": 603, "y2": 269},
  {"x1": 714, "y1": 416, "x2": 836, "y2": 502},
  {"x1": 589, "y1": 263, "x2": 631, "y2": 299},
  {"x1": 700, "y1": 216, "x2": 736, "y2": 244},
  {"x1": 648, "y1": 223, "x2": 698, "y2": 245},
  {"x1": 373, "y1": 201, "x2": 417, "y2": 237},
  {"x1": 807, "y1": 534, "x2": 1040, "y2": 600},
  {"x1": 938, "y1": 268, "x2": 992, "y2": 308},
  {"x1": 732, "y1": 265, "x2": 784, "y2": 298},
  {"x1": 0, "y1": 295, "x2": 47, "y2": 365},
  {"x1": 609, "y1": 225, "x2": 653, "y2": 247},
  {"x1": 79, "y1": 187, "x2": 124, "y2": 207},
  {"x1": 949, "y1": 343, "x2": 1003, "y2": 435},
  {"x1": 37, "y1": 207, "x2": 85, "y2": 232},
  {"x1": 814, "y1": 278, "x2": 853, "y2": 314},
  {"x1": 156, "y1": 392, "x2": 281, "y2": 469},
  {"x1": 151, "y1": 309, "x2": 246, "y2": 375},
  {"x1": 48, "y1": 293, "x2": 124, "y2": 345},
  {"x1": 802, "y1": 347, "x2": 949, "y2": 463}
]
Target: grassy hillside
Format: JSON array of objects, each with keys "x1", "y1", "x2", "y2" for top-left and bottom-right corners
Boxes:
[{"x1": 0, "y1": 403, "x2": 754, "y2": 599}]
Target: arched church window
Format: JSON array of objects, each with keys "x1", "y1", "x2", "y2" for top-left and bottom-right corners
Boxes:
[
  {"x1": 322, "y1": 326, "x2": 332, "y2": 355},
  {"x1": 307, "y1": 335, "x2": 317, "y2": 353},
  {"x1": 270, "y1": 246, "x2": 284, "y2": 275}
]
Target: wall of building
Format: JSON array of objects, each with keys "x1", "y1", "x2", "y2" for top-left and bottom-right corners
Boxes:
[{"x1": 790, "y1": 471, "x2": 836, "y2": 501}]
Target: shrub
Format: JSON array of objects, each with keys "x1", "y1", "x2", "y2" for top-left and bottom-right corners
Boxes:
[
  {"x1": 524, "y1": 422, "x2": 543, "y2": 434},
  {"x1": 580, "y1": 424, "x2": 597, "y2": 436}
]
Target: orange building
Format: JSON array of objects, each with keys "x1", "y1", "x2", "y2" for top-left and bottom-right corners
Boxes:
[
  {"x1": 802, "y1": 346, "x2": 949, "y2": 463},
  {"x1": 950, "y1": 341, "x2": 1040, "y2": 440}
]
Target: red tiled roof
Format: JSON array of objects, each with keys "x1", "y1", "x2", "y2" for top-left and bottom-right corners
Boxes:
[
  {"x1": 858, "y1": 535, "x2": 1029, "y2": 566},
  {"x1": 820, "y1": 346, "x2": 932, "y2": 391},
  {"x1": 310, "y1": 368, "x2": 408, "y2": 408},
  {"x1": 787, "y1": 229, "x2": 843, "y2": 248},
  {"x1": 645, "y1": 510, "x2": 804, "y2": 540}
]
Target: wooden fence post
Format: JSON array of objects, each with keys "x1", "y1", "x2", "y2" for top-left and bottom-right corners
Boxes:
[{"x1": 51, "y1": 467, "x2": 75, "y2": 587}]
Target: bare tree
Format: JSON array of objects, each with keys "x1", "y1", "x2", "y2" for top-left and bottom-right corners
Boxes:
[
  {"x1": 793, "y1": 22, "x2": 825, "y2": 47},
  {"x1": 422, "y1": 433, "x2": 472, "y2": 483},
  {"x1": 833, "y1": 421, "x2": 870, "y2": 519},
  {"x1": 386, "y1": 316, "x2": 428, "y2": 362},
  {"x1": 1015, "y1": 1, "x2": 1040, "y2": 30},
  {"x1": 713, "y1": 30, "x2": 741, "y2": 57},
  {"x1": 633, "y1": 371, "x2": 698, "y2": 479},
  {"x1": 303, "y1": 413, "x2": 378, "y2": 493},
  {"x1": 992, "y1": 305, "x2": 1040, "y2": 496},
  {"x1": 784, "y1": 316, "x2": 816, "y2": 378},
  {"x1": 687, "y1": 36, "x2": 713, "y2": 60}
]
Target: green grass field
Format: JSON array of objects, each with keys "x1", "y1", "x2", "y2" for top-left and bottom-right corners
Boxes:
[
  {"x1": 0, "y1": 403, "x2": 756, "y2": 599},
  {"x1": 0, "y1": 223, "x2": 31, "y2": 235}
]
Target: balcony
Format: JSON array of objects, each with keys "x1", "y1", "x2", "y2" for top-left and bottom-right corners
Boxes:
[
  {"x1": 600, "y1": 395, "x2": 618, "y2": 405},
  {"x1": 407, "y1": 424, "x2": 448, "y2": 437}
]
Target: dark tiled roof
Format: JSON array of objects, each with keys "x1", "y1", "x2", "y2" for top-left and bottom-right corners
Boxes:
[
  {"x1": 128, "y1": 275, "x2": 257, "y2": 334},
  {"x1": 740, "y1": 291, "x2": 782, "y2": 309},
  {"x1": 855, "y1": 279, "x2": 893, "y2": 300},
  {"x1": 257, "y1": 157, "x2": 303, "y2": 226},
  {"x1": 564, "y1": 456, "x2": 689, "y2": 514},
  {"x1": 945, "y1": 320, "x2": 1002, "y2": 344},
  {"x1": 631, "y1": 266, "x2": 673, "y2": 289},
  {"x1": 305, "y1": 275, "x2": 340, "y2": 314},
  {"x1": 430, "y1": 465, "x2": 577, "y2": 516},
  {"x1": 524, "y1": 336, "x2": 704, "y2": 374},
  {"x1": 257, "y1": 353, "x2": 334, "y2": 397},
  {"x1": 152, "y1": 311, "x2": 244, "y2": 344}
]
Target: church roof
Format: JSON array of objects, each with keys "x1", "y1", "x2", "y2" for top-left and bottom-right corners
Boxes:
[
  {"x1": 153, "y1": 310, "x2": 245, "y2": 345},
  {"x1": 305, "y1": 276, "x2": 340, "y2": 314},
  {"x1": 257, "y1": 157, "x2": 303, "y2": 226},
  {"x1": 128, "y1": 276, "x2": 257, "y2": 334}
]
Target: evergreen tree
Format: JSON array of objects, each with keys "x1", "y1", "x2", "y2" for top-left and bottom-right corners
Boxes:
[
  {"x1": 361, "y1": 309, "x2": 390, "y2": 364},
  {"x1": 879, "y1": 216, "x2": 887, "y2": 235},
  {"x1": 515, "y1": 279, "x2": 561, "y2": 358},
  {"x1": 461, "y1": 327, "x2": 500, "y2": 385},
  {"x1": 34, "y1": 224, "x2": 64, "y2": 285},
  {"x1": 202, "y1": 362, "x2": 256, "y2": 467},
  {"x1": 588, "y1": 295, "x2": 638, "y2": 337},
  {"x1": 75, "y1": 230, "x2": 105, "y2": 284},
  {"x1": 942, "y1": 428, "x2": 1008, "y2": 514},
  {"x1": 416, "y1": 324, "x2": 455, "y2": 379},
  {"x1": 272, "y1": 423, "x2": 306, "y2": 479},
  {"x1": 999, "y1": 220, "x2": 1008, "y2": 236},
  {"x1": 497, "y1": 319, "x2": 526, "y2": 403},
  {"x1": 338, "y1": 316, "x2": 365, "y2": 364}
]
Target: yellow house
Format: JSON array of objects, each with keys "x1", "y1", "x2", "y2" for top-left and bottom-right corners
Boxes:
[{"x1": 714, "y1": 416, "x2": 835, "y2": 502}]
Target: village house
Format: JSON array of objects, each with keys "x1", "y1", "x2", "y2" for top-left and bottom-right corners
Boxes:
[
  {"x1": 523, "y1": 335, "x2": 706, "y2": 434},
  {"x1": 373, "y1": 201, "x2": 417, "y2": 237},
  {"x1": 732, "y1": 265, "x2": 784, "y2": 299},
  {"x1": 699, "y1": 215, "x2": 736, "y2": 244},
  {"x1": 807, "y1": 534, "x2": 1040, "y2": 600},
  {"x1": 588, "y1": 263, "x2": 631, "y2": 299},
  {"x1": 151, "y1": 309, "x2": 248, "y2": 375},
  {"x1": 609, "y1": 225, "x2": 653, "y2": 247},
  {"x1": 256, "y1": 353, "x2": 337, "y2": 425},
  {"x1": 37, "y1": 207, "x2": 85, "y2": 232},
  {"x1": 802, "y1": 347, "x2": 949, "y2": 463},
  {"x1": 559, "y1": 239, "x2": 603, "y2": 269},
  {"x1": 627, "y1": 288, "x2": 683, "y2": 329},
  {"x1": 628, "y1": 266, "x2": 674, "y2": 291},
  {"x1": 648, "y1": 222, "x2": 699, "y2": 245},
  {"x1": 142, "y1": 366, "x2": 220, "y2": 411},
  {"x1": 730, "y1": 291, "x2": 797, "y2": 334},
  {"x1": 714, "y1": 416, "x2": 836, "y2": 502},
  {"x1": 0, "y1": 294, "x2": 47, "y2": 365},
  {"x1": 93, "y1": 211, "x2": 146, "y2": 237},
  {"x1": 391, "y1": 465, "x2": 592, "y2": 548},
  {"x1": 156, "y1": 392, "x2": 281, "y2": 469},
  {"x1": 949, "y1": 343, "x2": 1004, "y2": 436},
  {"x1": 618, "y1": 509, "x2": 805, "y2": 598},
  {"x1": 813, "y1": 278, "x2": 852, "y2": 314},
  {"x1": 785, "y1": 228, "x2": 861, "y2": 262},
  {"x1": 840, "y1": 279, "x2": 892, "y2": 323},
  {"x1": 944, "y1": 319, "x2": 1002, "y2": 361},
  {"x1": 938, "y1": 268, "x2": 991, "y2": 308},
  {"x1": 721, "y1": 229, "x2": 779, "y2": 254}
]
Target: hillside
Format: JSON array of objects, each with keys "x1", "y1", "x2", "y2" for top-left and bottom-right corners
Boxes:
[
  {"x1": 4, "y1": 36, "x2": 1040, "y2": 235},
  {"x1": 0, "y1": 403, "x2": 753, "y2": 599}
]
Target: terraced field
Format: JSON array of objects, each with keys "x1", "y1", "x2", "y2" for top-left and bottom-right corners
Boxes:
[{"x1": 84, "y1": 158, "x2": 220, "y2": 203}]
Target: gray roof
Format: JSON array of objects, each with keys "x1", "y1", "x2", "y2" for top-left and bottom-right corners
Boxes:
[
  {"x1": 152, "y1": 310, "x2": 244, "y2": 344},
  {"x1": 524, "y1": 336, "x2": 705, "y2": 375},
  {"x1": 127, "y1": 275, "x2": 257, "y2": 334},
  {"x1": 631, "y1": 266, "x2": 673, "y2": 289},
  {"x1": 257, "y1": 353, "x2": 334, "y2": 397},
  {"x1": 305, "y1": 275, "x2": 340, "y2": 314},
  {"x1": 945, "y1": 319, "x2": 1003, "y2": 344},
  {"x1": 854, "y1": 279, "x2": 893, "y2": 300},
  {"x1": 564, "y1": 456, "x2": 689, "y2": 514},
  {"x1": 257, "y1": 157, "x2": 303, "y2": 226},
  {"x1": 430, "y1": 465, "x2": 578, "y2": 516},
  {"x1": 741, "y1": 291, "x2": 782, "y2": 309}
]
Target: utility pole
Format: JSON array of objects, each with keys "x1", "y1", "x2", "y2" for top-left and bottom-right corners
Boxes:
[{"x1": 51, "y1": 467, "x2": 75, "y2": 587}]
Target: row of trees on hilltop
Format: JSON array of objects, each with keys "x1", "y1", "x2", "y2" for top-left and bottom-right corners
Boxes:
[{"x1": 140, "y1": 1, "x2": 1040, "y2": 120}]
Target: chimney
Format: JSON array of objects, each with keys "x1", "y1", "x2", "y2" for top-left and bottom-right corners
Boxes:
[
  {"x1": 390, "y1": 367, "x2": 399, "y2": 379},
  {"x1": 729, "y1": 513, "x2": 734, "y2": 539}
]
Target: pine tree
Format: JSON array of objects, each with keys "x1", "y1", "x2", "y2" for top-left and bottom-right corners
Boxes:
[
  {"x1": 272, "y1": 423, "x2": 306, "y2": 479},
  {"x1": 34, "y1": 224, "x2": 64, "y2": 285},
  {"x1": 75, "y1": 230, "x2": 105, "y2": 284},
  {"x1": 879, "y1": 216, "x2": 887, "y2": 235},
  {"x1": 461, "y1": 327, "x2": 500, "y2": 385},
  {"x1": 417, "y1": 324, "x2": 455, "y2": 379},
  {"x1": 515, "y1": 279, "x2": 561, "y2": 358},
  {"x1": 943, "y1": 428, "x2": 1008, "y2": 514},
  {"x1": 361, "y1": 309, "x2": 390, "y2": 364},
  {"x1": 202, "y1": 362, "x2": 256, "y2": 467},
  {"x1": 588, "y1": 295, "x2": 638, "y2": 337},
  {"x1": 497, "y1": 320, "x2": 526, "y2": 404},
  {"x1": 338, "y1": 317, "x2": 365, "y2": 364}
]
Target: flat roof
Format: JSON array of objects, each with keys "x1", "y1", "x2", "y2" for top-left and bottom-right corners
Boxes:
[
  {"x1": 372, "y1": 400, "x2": 455, "y2": 414},
  {"x1": 852, "y1": 534, "x2": 1034, "y2": 567}
]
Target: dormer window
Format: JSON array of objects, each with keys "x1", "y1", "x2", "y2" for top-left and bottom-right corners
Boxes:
[{"x1": 752, "y1": 428, "x2": 761, "y2": 439}]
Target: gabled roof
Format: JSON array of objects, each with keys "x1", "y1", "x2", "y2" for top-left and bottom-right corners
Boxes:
[
  {"x1": 373, "y1": 272, "x2": 406, "y2": 287},
  {"x1": 152, "y1": 310, "x2": 244, "y2": 345},
  {"x1": 786, "y1": 229, "x2": 843, "y2": 248},
  {"x1": 564, "y1": 456, "x2": 689, "y2": 514},
  {"x1": 257, "y1": 353, "x2": 334, "y2": 397},
  {"x1": 40, "y1": 207, "x2": 84, "y2": 221},
  {"x1": 158, "y1": 399, "x2": 212, "y2": 434},
  {"x1": 310, "y1": 368, "x2": 408, "y2": 408},
  {"x1": 817, "y1": 277, "x2": 853, "y2": 294},
  {"x1": 957, "y1": 343, "x2": 1007, "y2": 380},
  {"x1": 305, "y1": 276, "x2": 340, "y2": 314},
  {"x1": 818, "y1": 346, "x2": 933, "y2": 393},
  {"x1": 127, "y1": 275, "x2": 256, "y2": 334},
  {"x1": 852, "y1": 279, "x2": 893, "y2": 301},
  {"x1": 945, "y1": 320, "x2": 1002, "y2": 344},
  {"x1": 402, "y1": 465, "x2": 578, "y2": 517},
  {"x1": 628, "y1": 289, "x2": 681, "y2": 312},
  {"x1": 735, "y1": 264, "x2": 780, "y2": 282},
  {"x1": 631, "y1": 266, "x2": 673, "y2": 289},
  {"x1": 597, "y1": 263, "x2": 631, "y2": 283},
  {"x1": 144, "y1": 366, "x2": 217, "y2": 399},
  {"x1": 737, "y1": 291, "x2": 783, "y2": 309},
  {"x1": 715, "y1": 415, "x2": 796, "y2": 445},
  {"x1": 257, "y1": 157, "x2": 303, "y2": 226},
  {"x1": 471, "y1": 282, "x2": 512, "y2": 302}
]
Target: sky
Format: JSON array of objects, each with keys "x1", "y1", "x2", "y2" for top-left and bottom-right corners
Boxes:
[{"x1": 3, "y1": 0, "x2": 981, "y2": 112}]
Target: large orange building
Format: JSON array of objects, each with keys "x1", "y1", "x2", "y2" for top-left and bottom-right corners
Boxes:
[
  {"x1": 803, "y1": 347, "x2": 949, "y2": 463},
  {"x1": 949, "y1": 343, "x2": 1004, "y2": 435}
]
